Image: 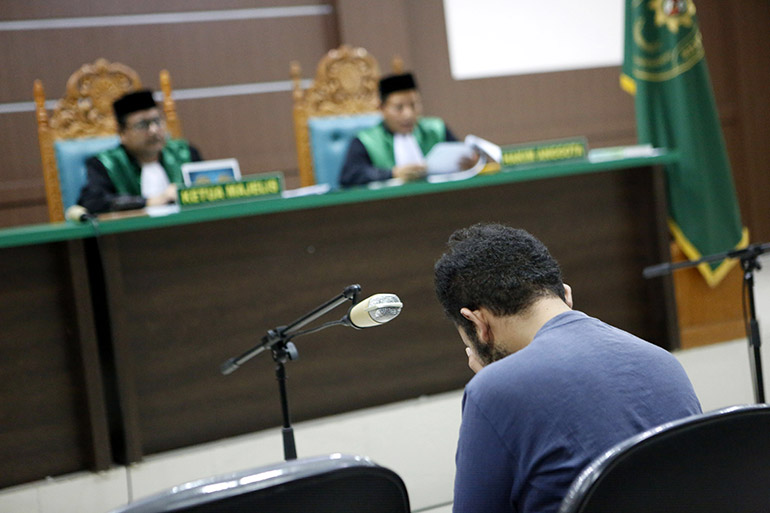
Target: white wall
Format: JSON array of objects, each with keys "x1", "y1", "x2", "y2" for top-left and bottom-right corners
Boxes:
[{"x1": 443, "y1": 0, "x2": 624, "y2": 80}]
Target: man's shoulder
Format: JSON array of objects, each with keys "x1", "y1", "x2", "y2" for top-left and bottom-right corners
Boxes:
[
  {"x1": 417, "y1": 116, "x2": 446, "y2": 132},
  {"x1": 164, "y1": 138, "x2": 191, "y2": 151},
  {"x1": 85, "y1": 154, "x2": 103, "y2": 166},
  {"x1": 94, "y1": 145, "x2": 126, "y2": 159},
  {"x1": 418, "y1": 116, "x2": 445, "y2": 126},
  {"x1": 90, "y1": 145, "x2": 129, "y2": 168},
  {"x1": 357, "y1": 122, "x2": 386, "y2": 139},
  {"x1": 465, "y1": 353, "x2": 539, "y2": 402}
]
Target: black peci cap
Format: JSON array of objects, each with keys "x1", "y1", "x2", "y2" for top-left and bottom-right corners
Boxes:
[
  {"x1": 378, "y1": 73, "x2": 418, "y2": 101},
  {"x1": 113, "y1": 90, "x2": 157, "y2": 120}
]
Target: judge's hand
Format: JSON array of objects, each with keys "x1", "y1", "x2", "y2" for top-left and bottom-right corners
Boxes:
[
  {"x1": 392, "y1": 163, "x2": 427, "y2": 181},
  {"x1": 459, "y1": 150, "x2": 480, "y2": 171},
  {"x1": 466, "y1": 347, "x2": 484, "y2": 374},
  {"x1": 145, "y1": 184, "x2": 178, "y2": 207}
]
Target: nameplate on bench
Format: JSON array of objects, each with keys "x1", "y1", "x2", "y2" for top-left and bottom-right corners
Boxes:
[
  {"x1": 178, "y1": 173, "x2": 284, "y2": 207},
  {"x1": 501, "y1": 137, "x2": 588, "y2": 169}
]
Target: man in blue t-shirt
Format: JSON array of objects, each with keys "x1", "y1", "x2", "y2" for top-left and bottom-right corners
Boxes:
[{"x1": 433, "y1": 223, "x2": 701, "y2": 513}]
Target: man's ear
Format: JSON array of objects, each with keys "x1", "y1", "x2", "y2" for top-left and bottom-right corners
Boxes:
[
  {"x1": 460, "y1": 307, "x2": 492, "y2": 343},
  {"x1": 563, "y1": 283, "x2": 574, "y2": 309}
]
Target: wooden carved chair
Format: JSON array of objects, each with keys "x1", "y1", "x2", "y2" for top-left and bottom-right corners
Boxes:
[
  {"x1": 34, "y1": 58, "x2": 182, "y2": 221},
  {"x1": 291, "y1": 45, "x2": 403, "y2": 188}
]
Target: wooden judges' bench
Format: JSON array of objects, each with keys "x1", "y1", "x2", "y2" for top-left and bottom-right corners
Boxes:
[{"x1": 0, "y1": 151, "x2": 677, "y2": 489}]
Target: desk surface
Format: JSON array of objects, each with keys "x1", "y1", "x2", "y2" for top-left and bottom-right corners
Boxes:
[{"x1": 0, "y1": 151, "x2": 677, "y2": 248}]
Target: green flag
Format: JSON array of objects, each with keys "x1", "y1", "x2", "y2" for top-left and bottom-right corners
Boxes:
[{"x1": 622, "y1": 0, "x2": 748, "y2": 287}]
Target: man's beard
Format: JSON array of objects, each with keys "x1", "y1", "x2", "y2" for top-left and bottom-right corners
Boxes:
[{"x1": 466, "y1": 328, "x2": 509, "y2": 367}]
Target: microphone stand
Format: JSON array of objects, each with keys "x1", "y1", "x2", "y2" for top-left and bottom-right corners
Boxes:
[
  {"x1": 221, "y1": 284, "x2": 361, "y2": 460},
  {"x1": 644, "y1": 242, "x2": 770, "y2": 403}
]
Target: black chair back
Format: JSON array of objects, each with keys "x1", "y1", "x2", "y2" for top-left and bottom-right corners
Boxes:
[
  {"x1": 559, "y1": 404, "x2": 770, "y2": 513},
  {"x1": 110, "y1": 454, "x2": 410, "y2": 513}
]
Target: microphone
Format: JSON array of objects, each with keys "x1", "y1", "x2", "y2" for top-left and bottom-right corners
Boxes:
[
  {"x1": 221, "y1": 288, "x2": 402, "y2": 376},
  {"x1": 65, "y1": 204, "x2": 94, "y2": 223},
  {"x1": 345, "y1": 293, "x2": 403, "y2": 328}
]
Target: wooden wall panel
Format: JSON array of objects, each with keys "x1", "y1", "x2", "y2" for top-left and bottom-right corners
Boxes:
[
  {"x1": 0, "y1": 13, "x2": 333, "y2": 101},
  {"x1": 0, "y1": 1, "x2": 336, "y2": 226},
  {"x1": 335, "y1": 0, "x2": 413, "y2": 73},
  {"x1": 1, "y1": 0, "x2": 329, "y2": 20},
  {"x1": 0, "y1": 113, "x2": 42, "y2": 205},
  {"x1": 172, "y1": 94, "x2": 301, "y2": 187},
  {"x1": 0, "y1": 242, "x2": 109, "y2": 488},
  {"x1": 1, "y1": 0, "x2": 768, "y2": 238},
  {"x1": 348, "y1": 1, "x2": 638, "y2": 157},
  {"x1": 726, "y1": 1, "x2": 770, "y2": 241}
]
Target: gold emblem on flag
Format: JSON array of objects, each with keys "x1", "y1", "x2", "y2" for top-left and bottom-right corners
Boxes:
[
  {"x1": 650, "y1": 0, "x2": 696, "y2": 33},
  {"x1": 630, "y1": 0, "x2": 703, "y2": 82}
]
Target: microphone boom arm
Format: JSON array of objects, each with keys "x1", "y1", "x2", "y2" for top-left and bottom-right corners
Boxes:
[
  {"x1": 220, "y1": 284, "x2": 361, "y2": 375},
  {"x1": 643, "y1": 242, "x2": 770, "y2": 278},
  {"x1": 282, "y1": 283, "x2": 360, "y2": 338},
  {"x1": 218, "y1": 283, "x2": 400, "y2": 461},
  {"x1": 643, "y1": 242, "x2": 770, "y2": 403}
]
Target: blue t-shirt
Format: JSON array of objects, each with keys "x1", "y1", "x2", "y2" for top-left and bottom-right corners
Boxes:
[{"x1": 453, "y1": 310, "x2": 701, "y2": 513}]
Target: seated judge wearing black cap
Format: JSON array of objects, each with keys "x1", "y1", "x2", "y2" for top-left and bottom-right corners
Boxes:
[
  {"x1": 77, "y1": 90, "x2": 201, "y2": 213},
  {"x1": 339, "y1": 72, "x2": 476, "y2": 187}
]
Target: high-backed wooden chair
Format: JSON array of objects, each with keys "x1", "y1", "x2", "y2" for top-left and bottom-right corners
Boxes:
[
  {"x1": 34, "y1": 58, "x2": 182, "y2": 221},
  {"x1": 291, "y1": 45, "x2": 403, "y2": 188}
]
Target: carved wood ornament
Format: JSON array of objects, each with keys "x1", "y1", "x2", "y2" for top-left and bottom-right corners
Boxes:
[{"x1": 291, "y1": 45, "x2": 383, "y2": 187}]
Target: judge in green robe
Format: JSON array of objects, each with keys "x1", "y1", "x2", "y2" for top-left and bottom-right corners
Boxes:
[
  {"x1": 78, "y1": 90, "x2": 201, "y2": 213},
  {"x1": 339, "y1": 73, "x2": 472, "y2": 187}
]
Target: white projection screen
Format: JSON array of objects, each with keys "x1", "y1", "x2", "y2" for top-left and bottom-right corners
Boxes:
[{"x1": 443, "y1": 0, "x2": 624, "y2": 80}]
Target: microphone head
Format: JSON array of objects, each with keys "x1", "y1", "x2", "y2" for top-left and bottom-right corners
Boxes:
[{"x1": 348, "y1": 293, "x2": 403, "y2": 328}]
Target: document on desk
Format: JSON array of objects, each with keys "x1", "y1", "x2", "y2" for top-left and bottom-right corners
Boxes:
[
  {"x1": 146, "y1": 204, "x2": 180, "y2": 217},
  {"x1": 425, "y1": 142, "x2": 475, "y2": 174},
  {"x1": 465, "y1": 134, "x2": 502, "y2": 164},
  {"x1": 281, "y1": 183, "x2": 331, "y2": 198},
  {"x1": 425, "y1": 135, "x2": 501, "y2": 183}
]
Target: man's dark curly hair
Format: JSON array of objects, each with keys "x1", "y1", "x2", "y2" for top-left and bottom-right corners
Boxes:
[{"x1": 434, "y1": 223, "x2": 565, "y2": 335}]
